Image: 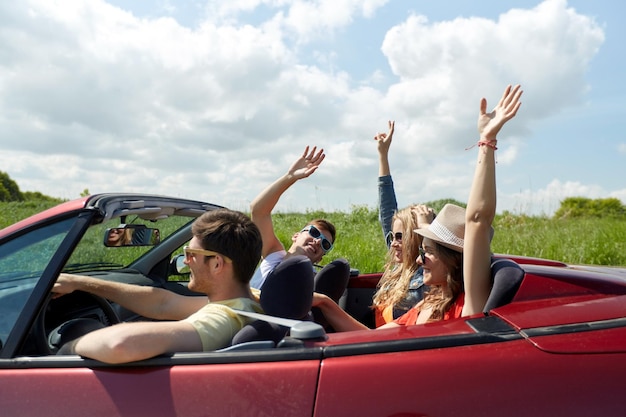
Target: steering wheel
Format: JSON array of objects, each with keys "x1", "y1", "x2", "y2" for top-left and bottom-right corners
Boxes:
[{"x1": 34, "y1": 291, "x2": 121, "y2": 355}]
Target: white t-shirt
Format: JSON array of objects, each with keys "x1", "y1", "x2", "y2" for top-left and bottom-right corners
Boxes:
[{"x1": 249, "y1": 250, "x2": 287, "y2": 289}]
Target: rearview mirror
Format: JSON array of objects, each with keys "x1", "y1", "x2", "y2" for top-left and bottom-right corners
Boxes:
[{"x1": 104, "y1": 225, "x2": 161, "y2": 247}]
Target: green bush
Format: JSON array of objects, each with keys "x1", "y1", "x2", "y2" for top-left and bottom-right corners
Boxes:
[
  {"x1": 0, "y1": 171, "x2": 23, "y2": 202},
  {"x1": 555, "y1": 197, "x2": 626, "y2": 219}
]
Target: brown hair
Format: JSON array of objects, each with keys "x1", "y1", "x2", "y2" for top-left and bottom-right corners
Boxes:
[
  {"x1": 308, "y1": 219, "x2": 336, "y2": 243},
  {"x1": 191, "y1": 209, "x2": 262, "y2": 285},
  {"x1": 372, "y1": 206, "x2": 424, "y2": 309},
  {"x1": 422, "y1": 242, "x2": 464, "y2": 321}
]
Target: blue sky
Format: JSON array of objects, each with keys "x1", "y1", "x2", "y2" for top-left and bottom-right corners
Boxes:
[{"x1": 0, "y1": 0, "x2": 624, "y2": 216}]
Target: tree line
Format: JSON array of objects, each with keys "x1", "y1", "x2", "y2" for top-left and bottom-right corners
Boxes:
[{"x1": 0, "y1": 171, "x2": 59, "y2": 202}]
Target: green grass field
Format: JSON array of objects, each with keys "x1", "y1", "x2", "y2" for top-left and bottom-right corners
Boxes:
[{"x1": 2, "y1": 201, "x2": 625, "y2": 273}]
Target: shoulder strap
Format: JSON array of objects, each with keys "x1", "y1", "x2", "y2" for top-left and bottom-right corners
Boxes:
[{"x1": 231, "y1": 309, "x2": 326, "y2": 339}]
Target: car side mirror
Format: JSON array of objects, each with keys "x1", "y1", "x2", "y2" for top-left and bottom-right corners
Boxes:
[
  {"x1": 170, "y1": 254, "x2": 189, "y2": 274},
  {"x1": 104, "y1": 225, "x2": 161, "y2": 247}
]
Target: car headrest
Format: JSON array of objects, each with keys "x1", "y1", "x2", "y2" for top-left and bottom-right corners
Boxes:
[
  {"x1": 260, "y1": 255, "x2": 314, "y2": 320},
  {"x1": 483, "y1": 258, "x2": 525, "y2": 314},
  {"x1": 314, "y1": 258, "x2": 351, "y2": 303}
]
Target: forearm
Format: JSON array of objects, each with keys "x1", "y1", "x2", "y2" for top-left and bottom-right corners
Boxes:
[
  {"x1": 73, "y1": 323, "x2": 155, "y2": 363},
  {"x1": 315, "y1": 295, "x2": 370, "y2": 332},
  {"x1": 378, "y1": 151, "x2": 390, "y2": 177},
  {"x1": 73, "y1": 321, "x2": 201, "y2": 363},
  {"x1": 466, "y1": 143, "x2": 497, "y2": 225},
  {"x1": 378, "y1": 175, "x2": 398, "y2": 241},
  {"x1": 250, "y1": 174, "x2": 297, "y2": 219},
  {"x1": 59, "y1": 274, "x2": 174, "y2": 319}
]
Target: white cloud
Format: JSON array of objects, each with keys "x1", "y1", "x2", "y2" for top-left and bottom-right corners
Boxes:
[
  {"x1": 610, "y1": 189, "x2": 626, "y2": 204},
  {"x1": 501, "y1": 179, "x2": 615, "y2": 217},
  {"x1": 0, "y1": 0, "x2": 618, "y2": 217}
]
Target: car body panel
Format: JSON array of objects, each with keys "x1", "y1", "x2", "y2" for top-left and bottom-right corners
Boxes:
[
  {"x1": 314, "y1": 337, "x2": 626, "y2": 417},
  {"x1": 1, "y1": 358, "x2": 321, "y2": 417}
]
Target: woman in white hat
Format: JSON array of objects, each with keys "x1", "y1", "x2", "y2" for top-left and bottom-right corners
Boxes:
[{"x1": 312, "y1": 84, "x2": 523, "y2": 330}]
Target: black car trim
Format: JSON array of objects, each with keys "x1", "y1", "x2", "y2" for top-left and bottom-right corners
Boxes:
[
  {"x1": 0, "y1": 347, "x2": 325, "y2": 369},
  {"x1": 322, "y1": 325, "x2": 522, "y2": 359},
  {"x1": 521, "y1": 316, "x2": 626, "y2": 338}
]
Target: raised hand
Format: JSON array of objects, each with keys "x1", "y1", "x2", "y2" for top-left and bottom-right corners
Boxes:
[
  {"x1": 287, "y1": 146, "x2": 326, "y2": 179},
  {"x1": 411, "y1": 204, "x2": 436, "y2": 227},
  {"x1": 477, "y1": 85, "x2": 523, "y2": 142},
  {"x1": 374, "y1": 120, "x2": 395, "y2": 157}
]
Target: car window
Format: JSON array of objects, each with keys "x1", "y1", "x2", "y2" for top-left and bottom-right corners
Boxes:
[{"x1": 0, "y1": 217, "x2": 76, "y2": 346}]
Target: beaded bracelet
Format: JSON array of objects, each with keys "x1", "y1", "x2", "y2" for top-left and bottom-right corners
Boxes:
[{"x1": 477, "y1": 139, "x2": 498, "y2": 150}]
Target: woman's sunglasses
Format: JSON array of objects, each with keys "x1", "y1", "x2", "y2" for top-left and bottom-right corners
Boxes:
[
  {"x1": 386, "y1": 231, "x2": 403, "y2": 246},
  {"x1": 302, "y1": 225, "x2": 333, "y2": 253}
]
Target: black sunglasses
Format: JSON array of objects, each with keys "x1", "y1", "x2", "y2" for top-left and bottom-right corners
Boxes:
[
  {"x1": 303, "y1": 225, "x2": 333, "y2": 253},
  {"x1": 386, "y1": 231, "x2": 403, "y2": 246},
  {"x1": 418, "y1": 246, "x2": 426, "y2": 263}
]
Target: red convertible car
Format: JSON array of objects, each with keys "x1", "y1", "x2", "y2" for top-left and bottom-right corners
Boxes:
[{"x1": 1, "y1": 194, "x2": 625, "y2": 416}]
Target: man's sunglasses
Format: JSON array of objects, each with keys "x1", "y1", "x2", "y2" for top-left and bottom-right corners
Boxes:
[
  {"x1": 302, "y1": 225, "x2": 333, "y2": 253},
  {"x1": 183, "y1": 246, "x2": 232, "y2": 263},
  {"x1": 386, "y1": 231, "x2": 403, "y2": 246}
]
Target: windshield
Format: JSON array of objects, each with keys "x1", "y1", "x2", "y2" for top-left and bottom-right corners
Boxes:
[{"x1": 0, "y1": 217, "x2": 76, "y2": 346}]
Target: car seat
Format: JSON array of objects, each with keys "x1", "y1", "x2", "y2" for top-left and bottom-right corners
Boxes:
[
  {"x1": 482, "y1": 258, "x2": 525, "y2": 314},
  {"x1": 310, "y1": 258, "x2": 351, "y2": 331},
  {"x1": 231, "y1": 255, "x2": 314, "y2": 346}
]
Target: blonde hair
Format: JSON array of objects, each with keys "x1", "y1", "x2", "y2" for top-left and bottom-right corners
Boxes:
[{"x1": 372, "y1": 206, "x2": 424, "y2": 309}]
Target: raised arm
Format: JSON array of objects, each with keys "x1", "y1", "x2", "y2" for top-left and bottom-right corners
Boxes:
[
  {"x1": 462, "y1": 84, "x2": 523, "y2": 316},
  {"x1": 53, "y1": 273, "x2": 207, "y2": 320},
  {"x1": 250, "y1": 146, "x2": 325, "y2": 258},
  {"x1": 375, "y1": 121, "x2": 399, "y2": 242}
]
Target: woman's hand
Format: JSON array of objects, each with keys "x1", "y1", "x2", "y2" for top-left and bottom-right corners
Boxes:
[
  {"x1": 411, "y1": 204, "x2": 436, "y2": 227},
  {"x1": 374, "y1": 120, "x2": 395, "y2": 157},
  {"x1": 477, "y1": 85, "x2": 523, "y2": 142}
]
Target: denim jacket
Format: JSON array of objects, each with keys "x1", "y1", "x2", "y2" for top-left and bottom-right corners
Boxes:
[
  {"x1": 392, "y1": 269, "x2": 425, "y2": 318},
  {"x1": 378, "y1": 175, "x2": 398, "y2": 242},
  {"x1": 378, "y1": 174, "x2": 426, "y2": 316}
]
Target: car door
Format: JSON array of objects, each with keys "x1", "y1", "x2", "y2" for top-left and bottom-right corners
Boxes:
[{"x1": 1, "y1": 348, "x2": 323, "y2": 417}]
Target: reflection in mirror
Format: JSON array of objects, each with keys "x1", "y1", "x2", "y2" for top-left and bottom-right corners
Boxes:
[
  {"x1": 175, "y1": 254, "x2": 189, "y2": 274},
  {"x1": 104, "y1": 225, "x2": 161, "y2": 247}
]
